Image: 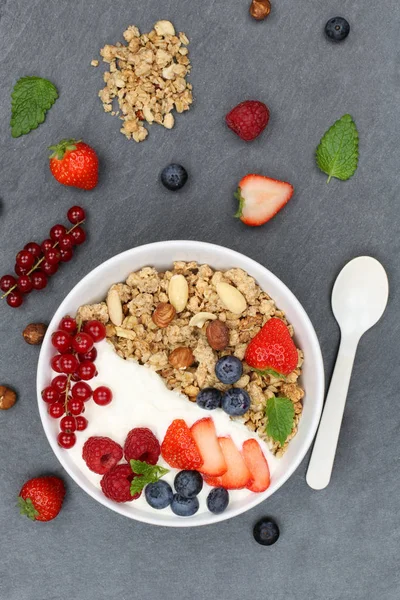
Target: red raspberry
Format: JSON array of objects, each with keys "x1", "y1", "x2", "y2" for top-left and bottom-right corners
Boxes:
[
  {"x1": 82, "y1": 436, "x2": 123, "y2": 475},
  {"x1": 123, "y1": 427, "x2": 160, "y2": 465},
  {"x1": 225, "y1": 100, "x2": 270, "y2": 141},
  {"x1": 100, "y1": 463, "x2": 141, "y2": 503}
]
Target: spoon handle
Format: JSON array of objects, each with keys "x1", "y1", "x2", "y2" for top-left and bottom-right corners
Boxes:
[{"x1": 306, "y1": 334, "x2": 359, "y2": 490}]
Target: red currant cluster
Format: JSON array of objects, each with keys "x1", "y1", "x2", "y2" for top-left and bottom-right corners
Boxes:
[
  {"x1": 0, "y1": 206, "x2": 86, "y2": 308},
  {"x1": 41, "y1": 316, "x2": 113, "y2": 449}
]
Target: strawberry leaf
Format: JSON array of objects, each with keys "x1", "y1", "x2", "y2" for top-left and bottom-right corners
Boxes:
[
  {"x1": 17, "y1": 497, "x2": 39, "y2": 520},
  {"x1": 11, "y1": 76, "x2": 58, "y2": 138},
  {"x1": 316, "y1": 114, "x2": 359, "y2": 183},
  {"x1": 265, "y1": 396, "x2": 294, "y2": 446},
  {"x1": 129, "y1": 460, "x2": 169, "y2": 496},
  {"x1": 252, "y1": 367, "x2": 286, "y2": 381}
]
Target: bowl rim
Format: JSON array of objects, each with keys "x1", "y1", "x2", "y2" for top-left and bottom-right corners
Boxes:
[{"x1": 37, "y1": 240, "x2": 324, "y2": 527}]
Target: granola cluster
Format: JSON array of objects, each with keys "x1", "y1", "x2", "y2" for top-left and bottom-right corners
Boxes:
[
  {"x1": 97, "y1": 21, "x2": 193, "y2": 142},
  {"x1": 77, "y1": 262, "x2": 304, "y2": 456}
]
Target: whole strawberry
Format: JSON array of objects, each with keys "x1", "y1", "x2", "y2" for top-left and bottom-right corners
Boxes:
[
  {"x1": 225, "y1": 100, "x2": 270, "y2": 141},
  {"x1": 245, "y1": 317, "x2": 298, "y2": 376},
  {"x1": 49, "y1": 139, "x2": 99, "y2": 190},
  {"x1": 18, "y1": 476, "x2": 65, "y2": 522}
]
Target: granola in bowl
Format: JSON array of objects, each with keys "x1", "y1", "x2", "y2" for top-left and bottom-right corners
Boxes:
[{"x1": 77, "y1": 262, "x2": 304, "y2": 456}]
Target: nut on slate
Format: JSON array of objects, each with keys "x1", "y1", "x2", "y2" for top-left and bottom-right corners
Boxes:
[
  {"x1": 23, "y1": 323, "x2": 48, "y2": 345},
  {"x1": 250, "y1": 0, "x2": 271, "y2": 20},
  {"x1": 169, "y1": 347, "x2": 195, "y2": 369},
  {"x1": 206, "y1": 320, "x2": 230, "y2": 351},
  {"x1": 152, "y1": 303, "x2": 176, "y2": 328},
  {"x1": 0, "y1": 386, "x2": 17, "y2": 410}
]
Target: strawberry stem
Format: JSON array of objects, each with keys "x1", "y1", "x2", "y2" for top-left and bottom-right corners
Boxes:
[{"x1": 48, "y1": 138, "x2": 81, "y2": 160}]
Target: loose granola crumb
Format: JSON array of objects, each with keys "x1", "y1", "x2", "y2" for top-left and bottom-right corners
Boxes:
[{"x1": 91, "y1": 59, "x2": 99, "y2": 67}]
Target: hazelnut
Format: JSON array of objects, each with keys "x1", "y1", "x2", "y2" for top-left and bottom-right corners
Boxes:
[
  {"x1": 250, "y1": 0, "x2": 271, "y2": 21},
  {"x1": 152, "y1": 303, "x2": 176, "y2": 328},
  {"x1": 23, "y1": 323, "x2": 48, "y2": 345},
  {"x1": 0, "y1": 386, "x2": 17, "y2": 410},
  {"x1": 206, "y1": 320, "x2": 230, "y2": 351},
  {"x1": 169, "y1": 347, "x2": 195, "y2": 369}
]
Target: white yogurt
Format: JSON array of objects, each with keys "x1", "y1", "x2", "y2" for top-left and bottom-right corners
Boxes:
[{"x1": 68, "y1": 341, "x2": 279, "y2": 514}]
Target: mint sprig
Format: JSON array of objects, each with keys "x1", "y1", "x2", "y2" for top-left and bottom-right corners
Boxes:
[
  {"x1": 130, "y1": 460, "x2": 169, "y2": 496},
  {"x1": 316, "y1": 114, "x2": 359, "y2": 183},
  {"x1": 11, "y1": 76, "x2": 58, "y2": 138},
  {"x1": 265, "y1": 396, "x2": 295, "y2": 446}
]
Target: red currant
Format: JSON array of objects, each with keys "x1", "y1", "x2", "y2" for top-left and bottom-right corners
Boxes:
[
  {"x1": 72, "y1": 332, "x2": 94, "y2": 354},
  {"x1": 48, "y1": 402, "x2": 65, "y2": 418},
  {"x1": 67, "y1": 206, "x2": 86, "y2": 224},
  {"x1": 51, "y1": 354, "x2": 63, "y2": 373},
  {"x1": 0, "y1": 275, "x2": 17, "y2": 292},
  {"x1": 57, "y1": 431, "x2": 76, "y2": 449},
  {"x1": 71, "y1": 372, "x2": 82, "y2": 382},
  {"x1": 78, "y1": 347, "x2": 97, "y2": 362},
  {"x1": 59, "y1": 234, "x2": 74, "y2": 250},
  {"x1": 16, "y1": 250, "x2": 35, "y2": 270},
  {"x1": 41, "y1": 239, "x2": 54, "y2": 253},
  {"x1": 6, "y1": 291, "x2": 23, "y2": 307},
  {"x1": 59, "y1": 317, "x2": 77, "y2": 334},
  {"x1": 59, "y1": 247, "x2": 73, "y2": 262},
  {"x1": 93, "y1": 386, "x2": 113, "y2": 406},
  {"x1": 45, "y1": 248, "x2": 61, "y2": 265},
  {"x1": 51, "y1": 330, "x2": 72, "y2": 353},
  {"x1": 24, "y1": 242, "x2": 42, "y2": 258},
  {"x1": 71, "y1": 381, "x2": 92, "y2": 402},
  {"x1": 67, "y1": 397, "x2": 84, "y2": 415},
  {"x1": 60, "y1": 415, "x2": 77, "y2": 432},
  {"x1": 41, "y1": 386, "x2": 60, "y2": 403},
  {"x1": 77, "y1": 361, "x2": 97, "y2": 381},
  {"x1": 50, "y1": 224, "x2": 67, "y2": 241},
  {"x1": 75, "y1": 416, "x2": 88, "y2": 431},
  {"x1": 83, "y1": 320, "x2": 107, "y2": 343},
  {"x1": 41, "y1": 261, "x2": 59, "y2": 276},
  {"x1": 17, "y1": 275, "x2": 33, "y2": 294},
  {"x1": 70, "y1": 226, "x2": 86, "y2": 245},
  {"x1": 31, "y1": 271, "x2": 47, "y2": 290},
  {"x1": 51, "y1": 375, "x2": 69, "y2": 393},
  {"x1": 15, "y1": 263, "x2": 29, "y2": 276},
  {"x1": 59, "y1": 353, "x2": 79, "y2": 374}
]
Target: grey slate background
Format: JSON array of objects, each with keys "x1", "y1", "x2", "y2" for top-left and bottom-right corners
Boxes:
[{"x1": 1, "y1": 0, "x2": 399, "y2": 598}]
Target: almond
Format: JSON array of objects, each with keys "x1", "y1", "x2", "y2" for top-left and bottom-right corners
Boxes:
[
  {"x1": 189, "y1": 312, "x2": 217, "y2": 328},
  {"x1": 216, "y1": 282, "x2": 247, "y2": 315},
  {"x1": 152, "y1": 302, "x2": 176, "y2": 328},
  {"x1": 168, "y1": 274, "x2": 189, "y2": 313},
  {"x1": 107, "y1": 288, "x2": 123, "y2": 326},
  {"x1": 169, "y1": 347, "x2": 195, "y2": 369},
  {"x1": 206, "y1": 320, "x2": 230, "y2": 351}
]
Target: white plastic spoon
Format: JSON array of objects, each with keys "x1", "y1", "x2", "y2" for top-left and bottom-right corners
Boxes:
[{"x1": 306, "y1": 256, "x2": 389, "y2": 490}]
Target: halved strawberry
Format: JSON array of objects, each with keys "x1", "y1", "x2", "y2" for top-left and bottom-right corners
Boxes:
[
  {"x1": 234, "y1": 174, "x2": 294, "y2": 227},
  {"x1": 191, "y1": 418, "x2": 227, "y2": 477},
  {"x1": 242, "y1": 439, "x2": 271, "y2": 493},
  {"x1": 161, "y1": 419, "x2": 203, "y2": 470},
  {"x1": 218, "y1": 437, "x2": 252, "y2": 490}
]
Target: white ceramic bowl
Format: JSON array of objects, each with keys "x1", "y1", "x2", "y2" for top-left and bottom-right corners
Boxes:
[{"x1": 37, "y1": 241, "x2": 324, "y2": 527}]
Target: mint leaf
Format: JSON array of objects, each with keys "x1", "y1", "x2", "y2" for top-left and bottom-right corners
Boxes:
[
  {"x1": 265, "y1": 396, "x2": 294, "y2": 446},
  {"x1": 316, "y1": 114, "x2": 359, "y2": 183},
  {"x1": 252, "y1": 367, "x2": 286, "y2": 381},
  {"x1": 129, "y1": 460, "x2": 169, "y2": 496},
  {"x1": 11, "y1": 76, "x2": 58, "y2": 137}
]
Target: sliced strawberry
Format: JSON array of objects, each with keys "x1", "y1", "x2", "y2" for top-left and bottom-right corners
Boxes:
[
  {"x1": 245, "y1": 317, "x2": 298, "y2": 375},
  {"x1": 235, "y1": 174, "x2": 294, "y2": 227},
  {"x1": 161, "y1": 419, "x2": 203, "y2": 470},
  {"x1": 218, "y1": 437, "x2": 252, "y2": 490},
  {"x1": 191, "y1": 418, "x2": 227, "y2": 477},
  {"x1": 242, "y1": 439, "x2": 271, "y2": 493},
  {"x1": 203, "y1": 474, "x2": 223, "y2": 487}
]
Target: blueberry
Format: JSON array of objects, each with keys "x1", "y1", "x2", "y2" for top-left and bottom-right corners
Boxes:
[
  {"x1": 196, "y1": 387, "x2": 222, "y2": 410},
  {"x1": 207, "y1": 487, "x2": 229, "y2": 515},
  {"x1": 145, "y1": 480, "x2": 173, "y2": 510},
  {"x1": 221, "y1": 388, "x2": 251, "y2": 416},
  {"x1": 160, "y1": 164, "x2": 188, "y2": 191},
  {"x1": 253, "y1": 518, "x2": 280, "y2": 546},
  {"x1": 171, "y1": 494, "x2": 199, "y2": 517},
  {"x1": 215, "y1": 355, "x2": 243, "y2": 385},
  {"x1": 324, "y1": 17, "x2": 350, "y2": 42},
  {"x1": 174, "y1": 470, "x2": 203, "y2": 498}
]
